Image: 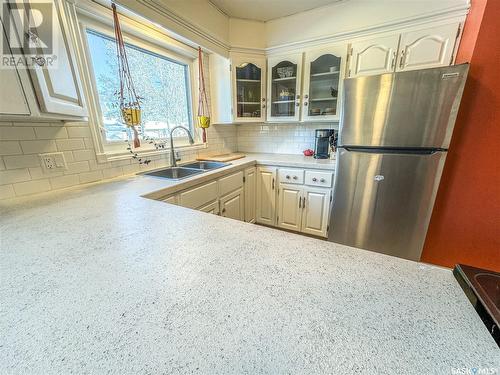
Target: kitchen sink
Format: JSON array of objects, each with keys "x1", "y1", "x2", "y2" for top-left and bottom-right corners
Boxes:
[
  {"x1": 181, "y1": 161, "x2": 229, "y2": 170},
  {"x1": 143, "y1": 167, "x2": 203, "y2": 180}
]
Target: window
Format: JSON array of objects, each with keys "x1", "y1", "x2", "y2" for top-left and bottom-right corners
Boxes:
[{"x1": 85, "y1": 29, "x2": 193, "y2": 144}]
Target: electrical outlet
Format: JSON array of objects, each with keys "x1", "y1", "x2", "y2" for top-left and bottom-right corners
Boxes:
[{"x1": 39, "y1": 152, "x2": 67, "y2": 171}]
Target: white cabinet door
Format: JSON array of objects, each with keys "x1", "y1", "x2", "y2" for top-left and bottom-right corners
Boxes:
[
  {"x1": 277, "y1": 184, "x2": 302, "y2": 232},
  {"x1": 301, "y1": 187, "x2": 331, "y2": 238},
  {"x1": 162, "y1": 195, "x2": 178, "y2": 205},
  {"x1": 349, "y1": 35, "x2": 400, "y2": 77},
  {"x1": 199, "y1": 200, "x2": 220, "y2": 215},
  {"x1": 267, "y1": 53, "x2": 302, "y2": 122},
  {"x1": 220, "y1": 188, "x2": 244, "y2": 221},
  {"x1": 397, "y1": 23, "x2": 460, "y2": 72},
  {"x1": 244, "y1": 167, "x2": 257, "y2": 223},
  {"x1": 256, "y1": 166, "x2": 277, "y2": 226},
  {"x1": 179, "y1": 180, "x2": 218, "y2": 209},
  {"x1": 231, "y1": 53, "x2": 266, "y2": 123},
  {"x1": 7, "y1": 0, "x2": 87, "y2": 117},
  {"x1": 0, "y1": 22, "x2": 30, "y2": 115},
  {"x1": 302, "y1": 44, "x2": 347, "y2": 121}
]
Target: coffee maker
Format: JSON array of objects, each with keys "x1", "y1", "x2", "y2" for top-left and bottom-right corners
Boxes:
[{"x1": 314, "y1": 129, "x2": 338, "y2": 159}]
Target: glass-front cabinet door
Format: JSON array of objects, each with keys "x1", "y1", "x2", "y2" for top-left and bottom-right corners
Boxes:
[
  {"x1": 231, "y1": 54, "x2": 266, "y2": 123},
  {"x1": 302, "y1": 45, "x2": 347, "y2": 121},
  {"x1": 267, "y1": 54, "x2": 302, "y2": 122}
]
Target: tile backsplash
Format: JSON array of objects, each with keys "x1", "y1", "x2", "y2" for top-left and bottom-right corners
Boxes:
[
  {"x1": 237, "y1": 123, "x2": 338, "y2": 154},
  {"x1": 0, "y1": 121, "x2": 236, "y2": 200}
]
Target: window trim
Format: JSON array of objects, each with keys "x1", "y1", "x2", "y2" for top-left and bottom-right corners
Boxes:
[{"x1": 74, "y1": 8, "x2": 206, "y2": 162}]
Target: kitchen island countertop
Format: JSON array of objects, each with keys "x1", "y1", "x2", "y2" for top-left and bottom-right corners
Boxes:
[{"x1": 0, "y1": 153, "x2": 498, "y2": 374}]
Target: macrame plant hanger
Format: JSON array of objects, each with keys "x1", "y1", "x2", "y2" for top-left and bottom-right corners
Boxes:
[
  {"x1": 197, "y1": 47, "x2": 210, "y2": 143},
  {"x1": 112, "y1": 3, "x2": 154, "y2": 165}
]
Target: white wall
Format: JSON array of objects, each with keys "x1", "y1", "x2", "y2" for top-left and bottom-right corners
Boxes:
[
  {"x1": 229, "y1": 18, "x2": 266, "y2": 50},
  {"x1": 264, "y1": 0, "x2": 468, "y2": 48}
]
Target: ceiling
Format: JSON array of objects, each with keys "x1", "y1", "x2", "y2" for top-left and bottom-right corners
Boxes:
[{"x1": 209, "y1": 0, "x2": 345, "y2": 22}]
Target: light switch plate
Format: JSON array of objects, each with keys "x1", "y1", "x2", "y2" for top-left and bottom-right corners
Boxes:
[{"x1": 39, "y1": 152, "x2": 67, "y2": 171}]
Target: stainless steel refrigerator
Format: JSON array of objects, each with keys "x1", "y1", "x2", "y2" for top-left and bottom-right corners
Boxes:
[{"x1": 328, "y1": 64, "x2": 469, "y2": 261}]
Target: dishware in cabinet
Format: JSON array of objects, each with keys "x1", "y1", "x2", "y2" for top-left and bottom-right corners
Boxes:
[
  {"x1": 302, "y1": 45, "x2": 347, "y2": 121},
  {"x1": 267, "y1": 54, "x2": 302, "y2": 122},
  {"x1": 231, "y1": 54, "x2": 266, "y2": 122}
]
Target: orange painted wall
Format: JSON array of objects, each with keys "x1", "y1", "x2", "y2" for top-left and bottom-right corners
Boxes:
[{"x1": 421, "y1": 0, "x2": 500, "y2": 271}]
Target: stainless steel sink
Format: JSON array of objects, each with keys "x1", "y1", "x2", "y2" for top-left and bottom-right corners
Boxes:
[
  {"x1": 181, "y1": 161, "x2": 229, "y2": 170},
  {"x1": 143, "y1": 167, "x2": 203, "y2": 180}
]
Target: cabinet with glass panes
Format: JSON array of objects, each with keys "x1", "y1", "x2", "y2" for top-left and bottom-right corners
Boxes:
[
  {"x1": 267, "y1": 53, "x2": 302, "y2": 122},
  {"x1": 231, "y1": 54, "x2": 266, "y2": 123},
  {"x1": 302, "y1": 45, "x2": 347, "y2": 121}
]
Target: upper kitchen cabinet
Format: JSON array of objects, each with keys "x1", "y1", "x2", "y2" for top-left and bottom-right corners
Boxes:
[
  {"x1": 302, "y1": 44, "x2": 347, "y2": 121},
  {"x1": 267, "y1": 54, "x2": 302, "y2": 122},
  {"x1": 348, "y1": 35, "x2": 400, "y2": 78},
  {"x1": 347, "y1": 22, "x2": 461, "y2": 78},
  {"x1": 397, "y1": 23, "x2": 461, "y2": 72},
  {"x1": 1, "y1": 0, "x2": 87, "y2": 121},
  {"x1": 231, "y1": 53, "x2": 266, "y2": 123}
]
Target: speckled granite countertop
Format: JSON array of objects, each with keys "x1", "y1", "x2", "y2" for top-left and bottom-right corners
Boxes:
[{"x1": 0, "y1": 153, "x2": 498, "y2": 374}]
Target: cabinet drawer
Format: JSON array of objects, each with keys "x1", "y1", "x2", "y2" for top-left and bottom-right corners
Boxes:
[
  {"x1": 305, "y1": 170, "x2": 333, "y2": 187},
  {"x1": 179, "y1": 181, "x2": 218, "y2": 209},
  {"x1": 218, "y1": 171, "x2": 244, "y2": 196},
  {"x1": 278, "y1": 168, "x2": 304, "y2": 184}
]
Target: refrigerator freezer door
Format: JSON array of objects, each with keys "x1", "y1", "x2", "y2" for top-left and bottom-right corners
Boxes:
[
  {"x1": 328, "y1": 149, "x2": 447, "y2": 261},
  {"x1": 340, "y1": 64, "x2": 469, "y2": 149}
]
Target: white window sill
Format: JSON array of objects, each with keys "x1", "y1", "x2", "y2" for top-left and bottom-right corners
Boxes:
[{"x1": 96, "y1": 142, "x2": 207, "y2": 163}]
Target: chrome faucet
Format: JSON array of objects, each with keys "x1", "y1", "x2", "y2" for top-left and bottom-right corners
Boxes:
[{"x1": 169, "y1": 126, "x2": 194, "y2": 167}]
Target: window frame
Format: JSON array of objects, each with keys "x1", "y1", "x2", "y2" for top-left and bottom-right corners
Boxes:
[{"x1": 75, "y1": 9, "x2": 205, "y2": 160}]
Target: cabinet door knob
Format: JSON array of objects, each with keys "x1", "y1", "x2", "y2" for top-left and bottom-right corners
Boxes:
[
  {"x1": 293, "y1": 175, "x2": 298, "y2": 180},
  {"x1": 312, "y1": 177, "x2": 317, "y2": 182},
  {"x1": 304, "y1": 102, "x2": 308, "y2": 106},
  {"x1": 222, "y1": 208, "x2": 226, "y2": 214},
  {"x1": 286, "y1": 175, "x2": 290, "y2": 179},
  {"x1": 295, "y1": 102, "x2": 300, "y2": 107},
  {"x1": 320, "y1": 178, "x2": 326, "y2": 183}
]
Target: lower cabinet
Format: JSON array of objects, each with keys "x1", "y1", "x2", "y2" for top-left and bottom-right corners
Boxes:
[
  {"x1": 301, "y1": 187, "x2": 331, "y2": 237},
  {"x1": 277, "y1": 184, "x2": 303, "y2": 232},
  {"x1": 277, "y1": 184, "x2": 331, "y2": 238},
  {"x1": 158, "y1": 165, "x2": 333, "y2": 237},
  {"x1": 199, "y1": 200, "x2": 219, "y2": 215},
  {"x1": 244, "y1": 167, "x2": 257, "y2": 223},
  {"x1": 256, "y1": 166, "x2": 277, "y2": 225},
  {"x1": 220, "y1": 187, "x2": 245, "y2": 221}
]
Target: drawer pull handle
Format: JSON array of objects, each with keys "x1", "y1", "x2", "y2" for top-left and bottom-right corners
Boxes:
[
  {"x1": 286, "y1": 175, "x2": 290, "y2": 179},
  {"x1": 320, "y1": 178, "x2": 326, "y2": 183},
  {"x1": 312, "y1": 177, "x2": 317, "y2": 182},
  {"x1": 293, "y1": 176, "x2": 298, "y2": 180}
]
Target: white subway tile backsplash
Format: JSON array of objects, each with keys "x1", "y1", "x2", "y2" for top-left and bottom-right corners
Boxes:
[
  {"x1": 56, "y1": 139, "x2": 85, "y2": 151},
  {"x1": 20, "y1": 140, "x2": 57, "y2": 154},
  {"x1": 49, "y1": 174, "x2": 80, "y2": 190},
  {"x1": 0, "y1": 141, "x2": 22, "y2": 155},
  {"x1": 3, "y1": 154, "x2": 41, "y2": 169},
  {"x1": 34, "y1": 127, "x2": 68, "y2": 139},
  {"x1": 66, "y1": 126, "x2": 91, "y2": 138},
  {"x1": 28, "y1": 167, "x2": 64, "y2": 180},
  {"x1": 0, "y1": 169, "x2": 31, "y2": 184},
  {"x1": 13, "y1": 179, "x2": 51, "y2": 196},
  {"x1": 72, "y1": 149, "x2": 94, "y2": 162},
  {"x1": 0, "y1": 184, "x2": 15, "y2": 199},
  {"x1": 65, "y1": 161, "x2": 90, "y2": 174},
  {"x1": 78, "y1": 170, "x2": 103, "y2": 184},
  {"x1": 0, "y1": 127, "x2": 35, "y2": 140}
]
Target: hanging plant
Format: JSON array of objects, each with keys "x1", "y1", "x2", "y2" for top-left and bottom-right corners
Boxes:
[
  {"x1": 197, "y1": 47, "x2": 210, "y2": 143},
  {"x1": 111, "y1": 3, "x2": 166, "y2": 165}
]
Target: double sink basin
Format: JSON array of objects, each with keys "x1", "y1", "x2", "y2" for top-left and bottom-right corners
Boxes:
[{"x1": 143, "y1": 161, "x2": 229, "y2": 180}]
